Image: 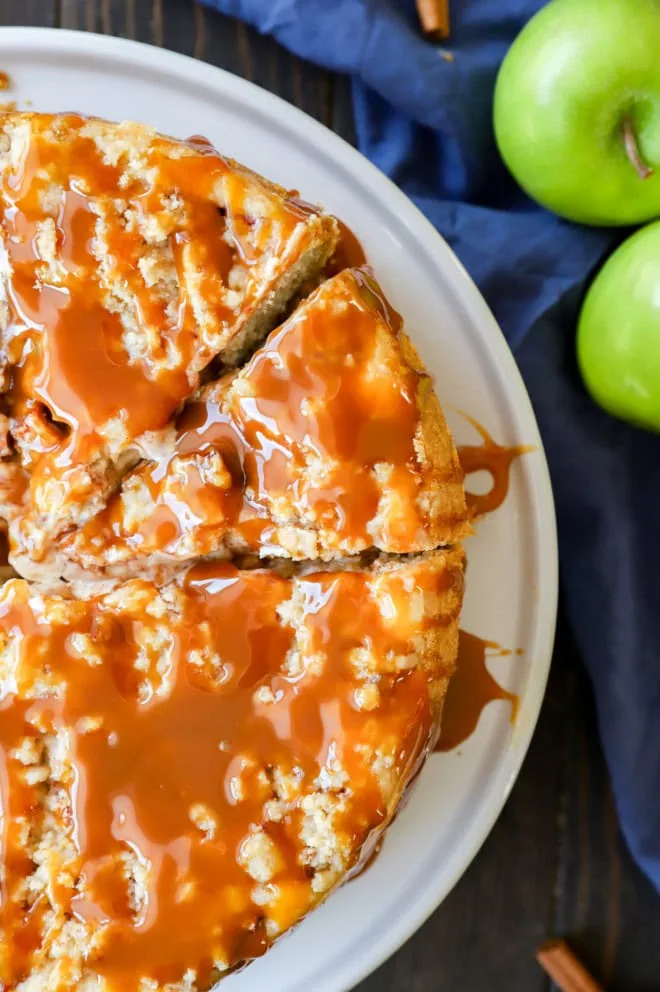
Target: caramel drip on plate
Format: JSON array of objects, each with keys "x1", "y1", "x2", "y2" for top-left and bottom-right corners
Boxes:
[
  {"x1": 435, "y1": 631, "x2": 520, "y2": 752},
  {"x1": 457, "y1": 412, "x2": 535, "y2": 520},
  {"x1": 438, "y1": 416, "x2": 533, "y2": 753},
  {"x1": 347, "y1": 837, "x2": 383, "y2": 883}
]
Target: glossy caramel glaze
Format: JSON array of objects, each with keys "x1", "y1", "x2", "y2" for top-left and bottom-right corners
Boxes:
[
  {"x1": 436, "y1": 419, "x2": 531, "y2": 752},
  {"x1": 0, "y1": 524, "x2": 8, "y2": 567},
  {"x1": 1, "y1": 116, "x2": 302, "y2": 438},
  {"x1": 435, "y1": 631, "x2": 519, "y2": 752},
  {"x1": 0, "y1": 550, "x2": 464, "y2": 989},
  {"x1": 66, "y1": 268, "x2": 469, "y2": 575},
  {"x1": 457, "y1": 413, "x2": 534, "y2": 520}
]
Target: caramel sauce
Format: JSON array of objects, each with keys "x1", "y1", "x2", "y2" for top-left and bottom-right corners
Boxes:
[
  {"x1": 240, "y1": 268, "x2": 413, "y2": 498},
  {"x1": 437, "y1": 417, "x2": 532, "y2": 752},
  {"x1": 2, "y1": 120, "x2": 179, "y2": 442},
  {"x1": 435, "y1": 632, "x2": 519, "y2": 752},
  {"x1": 0, "y1": 556, "x2": 449, "y2": 986},
  {"x1": 71, "y1": 268, "x2": 432, "y2": 565},
  {"x1": 0, "y1": 71, "x2": 12, "y2": 91},
  {"x1": 457, "y1": 413, "x2": 534, "y2": 520}
]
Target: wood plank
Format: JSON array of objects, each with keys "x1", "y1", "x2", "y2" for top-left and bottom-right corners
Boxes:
[
  {"x1": 331, "y1": 74, "x2": 357, "y2": 146},
  {"x1": 59, "y1": 0, "x2": 134, "y2": 35},
  {"x1": 59, "y1": 1, "x2": 337, "y2": 128},
  {"x1": 553, "y1": 649, "x2": 660, "y2": 991},
  {"x1": 0, "y1": 0, "x2": 56, "y2": 25},
  {"x1": 180, "y1": 3, "x2": 335, "y2": 128}
]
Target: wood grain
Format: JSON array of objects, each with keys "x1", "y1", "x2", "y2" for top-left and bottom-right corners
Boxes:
[
  {"x1": 553, "y1": 647, "x2": 660, "y2": 992},
  {"x1": 0, "y1": 2, "x2": 659, "y2": 990},
  {"x1": 0, "y1": 0, "x2": 56, "y2": 25}
]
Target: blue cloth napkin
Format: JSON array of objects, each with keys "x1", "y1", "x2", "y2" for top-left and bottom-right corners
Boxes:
[{"x1": 200, "y1": 0, "x2": 660, "y2": 888}]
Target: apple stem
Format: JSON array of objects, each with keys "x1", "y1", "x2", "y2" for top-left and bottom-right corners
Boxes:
[{"x1": 622, "y1": 117, "x2": 654, "y2": 180}]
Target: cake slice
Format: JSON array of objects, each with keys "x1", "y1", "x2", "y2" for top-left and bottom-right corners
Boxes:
[
  {"x1": 61, "y1": 267, "x2": 469, "y2": 580},
  {"x1": 0, "y1": 548, "x2": 464, "y2": 990},
  {"x1": 0, "y1": 112, "x2": 338, "y2": 573}
]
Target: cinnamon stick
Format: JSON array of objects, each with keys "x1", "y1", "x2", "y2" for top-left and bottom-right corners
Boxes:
[
  {"x1": 416, "y1": 0, "x2": 450, "y2": 39},
  {"x1": 536, "y1": 940, "x2": 604, "y2": 992}
]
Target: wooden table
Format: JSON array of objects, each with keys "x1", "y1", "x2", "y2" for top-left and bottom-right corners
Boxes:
[{"x1": 2, "y1": 2, "x2": 660, "y2": 989}]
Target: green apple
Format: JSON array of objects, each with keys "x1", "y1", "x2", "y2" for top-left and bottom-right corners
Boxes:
[
  {"x1": 494, "y1": 0, "x2": 660, "y2": 226},
  {"x1": 577, "y1": 221, "x2": 660, "y2": 430}
]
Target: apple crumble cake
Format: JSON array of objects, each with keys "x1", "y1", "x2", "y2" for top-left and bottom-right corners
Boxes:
[{"x1": 0, "y1": 112, "x2": 468, "y2": 991}]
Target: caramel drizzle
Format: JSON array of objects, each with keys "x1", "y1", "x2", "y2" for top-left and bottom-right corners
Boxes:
[
  {"x1": 437, "y1": 416, "x2": 534, "y2": 754},
  {"x1": 436, "y1": 632, "x2": 520, "y2": 752},
  {"x1": 362, "y1": 629, "x2": 522, "y2": 879},
  {"x1": 457, "y1": 412, "x2": 535, "y2": 520},
  {"x1": 2, "y1": 118, "x2": 195, "y2": 445},
  {"x1": 0, "y1": 170, "x2": 532, "y2": 956}
]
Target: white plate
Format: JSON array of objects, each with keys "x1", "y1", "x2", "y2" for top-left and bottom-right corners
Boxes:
[{"x1": 0, "y1": 28, "x2": 558, "y2": 991}]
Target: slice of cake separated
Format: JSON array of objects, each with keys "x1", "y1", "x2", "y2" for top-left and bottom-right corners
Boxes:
[
  {"x1": 0, "y1": 548, "x2": 464, "y2": 990},
  {"x1": 0, "y1": 112, "x2": 338, "y2": 576},
  {"x1": 60, "y1": 267, "x2": 469, "y2": 580}
]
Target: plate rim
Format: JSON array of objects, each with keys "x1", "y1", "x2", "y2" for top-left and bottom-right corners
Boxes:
[{"x1": 0, "y1": 26, "x2": 559, "y2": 990}]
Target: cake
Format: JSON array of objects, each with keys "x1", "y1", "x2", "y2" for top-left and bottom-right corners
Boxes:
[{"x1": 0, "y1": 112, "x2": 468, "y2": 991}]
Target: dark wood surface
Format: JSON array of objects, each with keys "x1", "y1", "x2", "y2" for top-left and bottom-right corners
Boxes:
[{"x1": 2, "y1": 2, "x2": 660, "y2": 989}]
